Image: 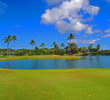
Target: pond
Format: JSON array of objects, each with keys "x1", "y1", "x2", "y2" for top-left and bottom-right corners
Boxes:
[{"x1": 0, "y1": 56, "x2": 110, "y2": 70}]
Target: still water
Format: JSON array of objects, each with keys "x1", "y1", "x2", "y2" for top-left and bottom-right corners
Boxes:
[{"x1": 0, "y1": 56, "x2": 110, "y2": 70}]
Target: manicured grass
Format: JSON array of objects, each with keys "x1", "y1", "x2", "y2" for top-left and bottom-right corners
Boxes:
[
  {"x1": 0, "y1": 69, "x2": 110, "y2": 100},
  {"x1": 0, "y1": 55, "x2": 81, "y2": 61},
  {"x1": 0, "y1": 55, "x2": 4, "y2": 57}
]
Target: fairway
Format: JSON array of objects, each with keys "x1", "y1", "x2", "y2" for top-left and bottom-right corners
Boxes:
[
  {"x1": 0, "y1": 69, "x2": 110, "y2": 100},
  {"x1": 0, "y1": 55, "x2": 81, "y2": 61}
]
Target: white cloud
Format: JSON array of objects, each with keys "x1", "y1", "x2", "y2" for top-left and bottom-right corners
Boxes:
[
  {"x1": 45, "y1": 0, "x2": 68, "y2": 5},
  {"x1": 71, "y1": 39, "x2": 100, "y2": 44},
  {"x1": 105, "y1": 29, "x2": 110, "y2": 33},
  {"x1": 103, "y1": 45, "x2": 108, "y2": 48},
  {"x1": 0, "y1": 1, "x2": 8, "y2": 14},
  {"x1": 85, "y1": 26, "x2": 101, "y2": 34},
  {"x1": 102, "y1": 34, "x2": 110, "y2": 38},
  {"x1": 105, "y1": 0, "x2": 110, "y2": 2},
  {"x1": 41, "y1": 0, "x2": 100, "y2": 34}
]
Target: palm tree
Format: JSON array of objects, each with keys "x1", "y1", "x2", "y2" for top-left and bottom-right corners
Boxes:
[
  {"x1": 88, "y1": 44, "x2": 93, "y2": 53},
  {"x1": 67, "y1": 47, "x2": 71, "y2": 55},
  {"x1": 97, "y1": 44, "x2": 101, "y2": 52},
  {"x1": 67, "y1": 33, "x2": 75, "y2": 55},
  {"x1": 51, "y1": 42, "x2": 57, "y2": 48},
  {"x1": 3, "y1": 35, "x2": 12, "y2": 56},
  {"x1": 60, "y1": 43, "x2": 65, "y2": 49},
  {"x1": 60, "y1": 43, "x2": 65, "y2": 55},
  {"x1": 67, "y1": 33, "x2": 75, "y2": 43},
  {"x1": 12, "y1": 35, "x2": 17, "y2": 55},
  {"x1": 51, "y1": 42, "x2": 57, "y2": 55},
  {"x1": 29, "y1": 39, "x2": 36, "y2": 55},
  {"x1": 39, "y1": 43, "x2": 45, "y2": 55}
]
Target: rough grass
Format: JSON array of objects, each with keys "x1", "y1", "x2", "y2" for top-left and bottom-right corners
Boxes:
[
  {"x1": 0, "y1": 55, "x2": 4, "y2": 57},
  {"x1": 0, "y1": 55, "x2": 81, "y2": 61},
  {"x1": 0, "y1": 69, "x2": 110, "y2": 100}
]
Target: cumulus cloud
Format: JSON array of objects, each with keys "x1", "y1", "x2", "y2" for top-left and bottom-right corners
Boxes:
[
  {"x1": 105, "y1": 0, "x2": 110, "y2": 2},
  {"x1": 102, "y1": 34, "x2": 110, "y2": 38},
  {"x1": 85, "y1": 26, "x2": 101, "y2": 34},
  {"x1": 41, "y1": 0, "x2": 100, "y2": 34},
  {"x1": 0, "y1": 1, "x2": 8, "y2": 14},
  {"x1": 45, "y1": 0, "x2": 68, "y2": 5},
  {"x1": 105, "y1": 29, "x2": 110, "y2": 33},
  {"x1": 71, "y1": 39, "x2": 100, "y2": 44}
]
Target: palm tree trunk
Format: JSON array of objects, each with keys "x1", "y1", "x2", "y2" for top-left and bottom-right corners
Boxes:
[
  {"x1": 7, "y1": 43, "x2": 8, "y2": 56},
  {"x1": 13, "y1": 41, "x2": 14, "y2": 55},
  {"x1": 70, "y1": 39, "x2": 71, "y2": 55},
  {"x1": 60, "y1": 47, "x2": 61, "y2": 55},
  {"x1": 7, "y1": 43, "x2": 9, "y2": 56},
  {"x1": 32, "y1": 45, "x2": 34, "y2": 55},
  {"x1": 41, "y1": 49, "x2": 42, "y2": 55}
]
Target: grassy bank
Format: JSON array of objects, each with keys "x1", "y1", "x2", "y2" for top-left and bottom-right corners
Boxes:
[
  {"x1": 0, "y1": 55, "x2": 4, "y2": 57},
  {"x1": 0, "y1": 69, "x2": 110, "y2": 100},
  {"x1": 0, "y1": 55, "x2": 81, "y2": 61}
]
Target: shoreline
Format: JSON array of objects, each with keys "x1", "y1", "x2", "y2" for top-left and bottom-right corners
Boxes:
[{"x1": 0, "y1": 55, "x2": 81, "y2": 61}]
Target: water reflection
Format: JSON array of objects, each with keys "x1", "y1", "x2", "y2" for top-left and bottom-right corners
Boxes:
[{"x1": 0, "y1": 56, "x2": 110, "y2": 69}]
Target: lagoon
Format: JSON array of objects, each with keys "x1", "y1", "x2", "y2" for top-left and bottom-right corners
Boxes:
[{"x1": 0, "y1": 56, "x2": 110, "y2": 69}]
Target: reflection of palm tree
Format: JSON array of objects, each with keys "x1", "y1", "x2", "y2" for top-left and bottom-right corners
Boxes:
[
  {"x1": 29, "y1": 39, "x2": 36, "y2": 55},
  {"x1": 3, "y1": 35, "x2": 12, "y2": 56},
  {"x1": 12, "y1": 35, "x2": 17, "y2": 55},
  {"x1": 53, "y1": 60, "x2": 57, "y2": 69},
  {"x1": 89, "y1": 56, "x2": 93, "y2": 60},
  {"x1": 6, "y1": 61, "x2": 9, "y2": 69},
  {"x1": 31, "y1": 60, "x2": 36, "y2": 69},
  {"x1": 96, "y1": 56, "x2": 101, "y2": 68}
]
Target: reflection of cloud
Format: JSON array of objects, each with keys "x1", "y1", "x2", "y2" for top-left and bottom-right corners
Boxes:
[{"x1": 0, "y1": 1, "x2": 8, "y2": 14}]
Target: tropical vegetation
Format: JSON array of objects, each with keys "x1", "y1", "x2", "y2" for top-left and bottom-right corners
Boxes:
[{"x1": 1, "y1": 33, "x2": 109, "y2": 56}]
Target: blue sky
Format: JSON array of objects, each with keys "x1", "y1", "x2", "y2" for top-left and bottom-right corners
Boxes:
[{"x1": 0, "y1": 0, "x2": 110, "y2": 49}]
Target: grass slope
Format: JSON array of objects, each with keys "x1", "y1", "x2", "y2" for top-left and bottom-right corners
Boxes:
[
  {"x1": 0, "y1": 55, "x2": 81, "y2": 61},
  {"x1": 0, "y1": 69, "x2": 110, "y2": 100}
]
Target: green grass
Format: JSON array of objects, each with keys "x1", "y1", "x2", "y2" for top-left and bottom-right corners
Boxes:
[
  {"x1": 0, "y1": 55, "x2": 81, "y2": 61},
  {"x1": 0, "y1": 69, "x2": 110, "y2": 100},
  {"x1": 0, "y1": 55, "x2": 4, "y2": 57}
]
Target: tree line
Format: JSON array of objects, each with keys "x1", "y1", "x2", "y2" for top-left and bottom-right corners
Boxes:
[{"x1": 0, "y1": 33, "x2": 105, "y2": 56}]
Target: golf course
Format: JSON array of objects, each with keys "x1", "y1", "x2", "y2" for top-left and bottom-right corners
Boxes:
[
  {"x1": 0, "y1": 55, "x2": 81, "y2": 61},
  {"x1": 0, "y1": 68, "x2": 110, "y2": 100},
  {"x1": 1, "y1": 0, "x2": 110, "y2": 99}
]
